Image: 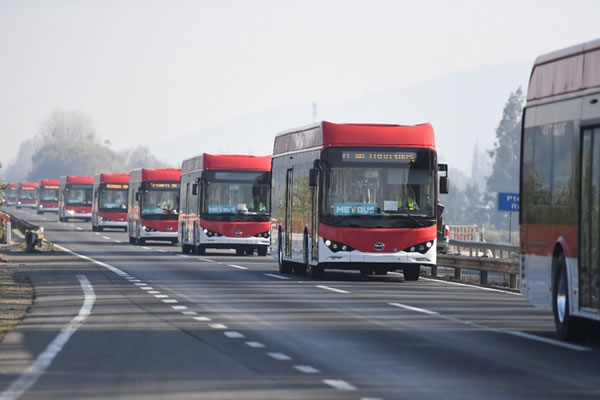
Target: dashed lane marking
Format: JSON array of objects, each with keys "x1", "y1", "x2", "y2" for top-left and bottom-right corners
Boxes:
[
  {"x1": 140, "y1": 287, "x2": 153, "y2": 290},
  {"x1": 154, "y1": 294, "x2": 169, "y2": 299},
  {"x1": 267, "y1": 352, "x2": 292, "y2": 361},
  {"x1": 76, "y1": 227, "x2": 82, "y2": 230},
  {"x1": 182, "y1": 311, "x2": 198, "y2": 315},
  {"x1": 102, "y1": 236, "x2": 111, "y2": 240},
  {"x1": 294, "y1": 365, "x2": 320, "y2": 374},
  {"x1": 264, "y1": 273, "x2": 290, "y2": 280},
  {"x1": 162, "y1": 299, "x2": 178, "y2": 304},
  {"x1": 134, "y1": 283, "x2": 146, "y2": 286},
  {"x1": 194, "y1": 316, "x2": 212, "y2": 322},
  {"x1": 209, "y1": 323, "x2": 228, "y2": 329},
  {"x1": 148, "y1": 291, "x2": 161, "y2": 294},
  {"x1": 323, "y1": 380, "x2": 356, "y2": 391},
  {"x1": 224, "y1": 331, "x2": 245, "y2": 338},
  {"x1": 389, "y1": 302, "x2": 439, "y2": 316},
  {"x1": 246, "y1": 341, "x2": 266, "y2": 348},
  {"x1": 114, "y1": 240, "x2": 121, "y2": 243},
  {"x1": 141, "y1": 246, "x2": 150, "y2": 250},
  {"x1": 227, "y1": 264, "x2": 248, "y2": 270},
  {"x1": 316, "y1": 285, "x2": 350, "y2": 294},
  {"x1": 171, "y1": 305, "x2": 187, "y2": 310}
]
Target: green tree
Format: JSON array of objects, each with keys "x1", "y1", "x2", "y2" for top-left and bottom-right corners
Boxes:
[{"x1": 485, "y1": 87, "x2": 525, "y2": 229}]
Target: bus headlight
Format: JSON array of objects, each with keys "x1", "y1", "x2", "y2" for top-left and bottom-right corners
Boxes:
[
  {"x1": 323, "y1": 238, "x2": 354, "y2": 253},
  {"x1": 254, "y1": 231, "x2": 270, "y2": 238},
  {"x1": 404, "y1": 241, "x2": 434, "y2": 254},
  {"x1": 203, "y1": 228, "x2": 222, "y2": 237}
]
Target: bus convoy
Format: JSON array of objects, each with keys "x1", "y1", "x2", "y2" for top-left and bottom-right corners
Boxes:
[
  {"x1": 92, "y1": 173, "x2": 129, "y2": 232},
  {"x1": 520, "y1": 38, "x2": 600, "y2": 340},
  {"x1": 179, "y1": 154, "x2": 271, "y2": 256}
]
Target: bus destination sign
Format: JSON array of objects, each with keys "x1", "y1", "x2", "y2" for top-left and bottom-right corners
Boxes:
[
  {"x1": 342, "y1": 151, "x2": 416, "y2": 163},
  {"x1": 105, "y1": 184, "x2": 129, "y2": 189},
  {"x1": 43, "y1": 185, "x2": 60, "y2": 189},
  {"x1": 149, "y1": 182, "x2": 180, "y2": 189}
]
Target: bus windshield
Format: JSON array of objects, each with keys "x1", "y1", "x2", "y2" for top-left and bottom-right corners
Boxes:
[
  {"x1": 65, "y1": 186, "x2": 92, "y2": 206},
  {"x1": 202, "y1": 170, "x2": 271, "y2": 221},
  {"x1": 19, "y1": 189, "x2": 37, "y2": 200},
  {"x1": 321, "y1": 147, "x2": 436, "y2": 228},
  {"x1": 100, "y1": 189, "x2": 128, "y2": 212},
  {"x1": 141, "y1": 189, "x2": 179, "y2": 219},
  {"x1": 40, "y1": 188, "x2": 58, "y2": 202}
]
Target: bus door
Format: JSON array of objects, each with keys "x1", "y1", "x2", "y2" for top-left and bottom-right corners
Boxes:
[
  {"x1": 311, "y1": 169, "x2": 319, "y2": 261},
  {"x1": 579, "y1": 126, "x2": 600, "y2": 310},
  {"x1": 285, "y1": 169, "x2": 293, "y2": 257}
]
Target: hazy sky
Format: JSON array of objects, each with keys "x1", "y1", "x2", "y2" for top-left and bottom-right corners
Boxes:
[{"x1": 1, "y1": 0, "x2": 600, "y2": 174}]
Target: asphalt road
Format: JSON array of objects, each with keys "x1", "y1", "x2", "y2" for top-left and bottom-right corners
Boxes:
[{"x1": 1, "y1": 207, "x2": 599, "y2": 400}]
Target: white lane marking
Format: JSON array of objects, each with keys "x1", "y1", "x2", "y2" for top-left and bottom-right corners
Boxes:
[
  {"x1": 316, "y1": 285, "x2": 350, "y2": 294},
  {"x1": 140, "y1": 287, "x2": 153, "y2": 290},
  {"x1": 0, "y1": 275, "x2": 95, "y2": 400},
  {"x1": 294, "y1": 365, "x2": 320, "y2": 374},
  {"x1": 162, "y1": 299, "x2": 178, "y2": 304},
  {"x1": 264, "y1": 273, "x2": 290, "y2": 280},
  {"x1": 69, "y1": 224, "x2": 75, "y2": 227},
  {"x1": 323, "y1": 380, "x2": 356, "y2": 391},
  {"x1": 197, "y1": 258, "x2": 215, "y2": 262},
  {"x1": 134, "y1": 283, "x2": 146, "y2": 286},
  {"x1": 157, "y1": 249, "x2": 167, "y2": 253},
  {"x1": 420, "y1": 276, "x2": 521, "y2": 296},
  {"x1": 209, "y1": 323, "x2": 228, "y2": 329},
  {"x1": 246, "y1": 341, "x2": 266, "y2": 348},
  {"x1": 114, "y1": 240, "x2": 121, "y2": 243},
  {"x1": 128, "y1": 279, "x2": 141, "y2": 282},
  {"x1": 141, "y1": 246, "x2": 150, "y2": 250},
  {"x1": 94, "y1": 232, "x2": 100, "y2": 235},
  {"x1": 388, "y1": 303, "x2": 591, "y2": 352},
  {"x1": 389, "y1": 302, "x2": 439, "y2": 316},
  {"x1": 182, "y1": 311, "x2": 198, "y2": 315},
  {"x1": 154, "y1": 294, "x2": 169, "y2": 299},
  {"x1": 267, "y1": 352, "x2": 292, "y2": 361},
  {"x1": 171, "y1": 305, "x2": 187, "y2": 310},
  {"x1": 177, "y1": 254, "x2": 188, "y2": 258},
  {"x1": 148, "y1": 291, "x2": 161, "y2": 294},
  {"x1": 76, "y1": 227, "x2": 82, "y2": 231},
  {"x1": 102, "y1": 236, "x2": 111, "y2": 240},
  {"x1": 224, "y1": 331, "x2": 245, "y2": 338},
  {"x1": 194, "y1": 316, "x2": 212, "y2": 322},
  {"x1": 227, "y1": 264, "x2": 248, "y2": 270}
]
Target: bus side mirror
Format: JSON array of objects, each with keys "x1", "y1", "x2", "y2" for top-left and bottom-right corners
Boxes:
[
  {"x1": 309, "y1": 169, "x2": 318, "y2": 187},
  {"x1": 135, "y1": 192, "x2": 141, "y2": 201},
  {"x1": 439, "y1": 176, "x2": 449, "y2": 194},
  {"x1": 192, "y1": 184, "x2": 198, "y2": 195}
]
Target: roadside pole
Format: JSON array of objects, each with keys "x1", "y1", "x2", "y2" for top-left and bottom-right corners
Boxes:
[{"x1": 498, "y1": 193, "x2": 519, "y2": 244}]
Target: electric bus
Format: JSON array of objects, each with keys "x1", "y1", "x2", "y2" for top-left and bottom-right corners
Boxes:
[
  {"x1": 271, "y1": 121, "x2": 448, "y2": 279},
  {"x1": 179, "y1": 154, "x2": 271, "y2": 256},
  {"x1": 92, "y1": 173, "x2": 129, "y2": 231},
  {"x1": 128, "y1": 168, "x2": 181, "y2": 245},
  {"x1": 5, "y1": 183, "x2": 17, "y2": 206},
  {"x1": 16, "y1": 181, "x2": 39, "y2": 209},
  {"x1": 520, "y1": 38, "x2": 600, "y2": 340},
  {"x1": 37, "y1": 179, "x2": 60, "y2": 214},
  {"x1": 58, "y1": 176, "x2": 93, "y2": 222}
]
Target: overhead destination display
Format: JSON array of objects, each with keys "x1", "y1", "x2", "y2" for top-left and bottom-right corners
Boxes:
[{"x1": 341, "y1": 151, "x2": 416, "y2": 163}]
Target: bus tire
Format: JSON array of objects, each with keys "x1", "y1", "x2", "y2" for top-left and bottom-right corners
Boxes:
[
  {"x1": 97, "y1": 226, "x2": 103, "y2": 232},
  {"x1": 403, "y1": 265, "x2": 420, "y2": 281},
  {"x1": 278, "y1": 234, "x2": 292, "y2": 274},
  {"x1": 236, "y1": 248, "x2": 244, "y2": 256},
  {"x1": 553, "y1": 253, "x2": 586, "y2": 341},
  {"x1": 129, "y1": 236, "x2": 135, "y2": 244},
  {"x1": 138, "y1": 238, "x2": 145, "y2": 245},
  {"x1": 257, "y1": 246, "x2": 267, "y2": 257},
  {"x1": 196, "y1": 245, "x2": 205, "y2": 255}
]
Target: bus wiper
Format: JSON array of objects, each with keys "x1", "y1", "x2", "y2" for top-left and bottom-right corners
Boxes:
[{"x1": 398, "y1": 207, "x2": 425, "y2": 227}]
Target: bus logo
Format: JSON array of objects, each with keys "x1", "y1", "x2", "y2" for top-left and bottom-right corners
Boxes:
[
  {"x1": 374, "y1": 242, "x2": 385, "y2": 251},
  {"x1": 235, "y1": 231, "x2": 242, "y2": 236}
]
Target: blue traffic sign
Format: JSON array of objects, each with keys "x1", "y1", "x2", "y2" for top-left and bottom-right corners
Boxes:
[{"x1": 498, "y1": 192, "x2": 519, "y2": 211}]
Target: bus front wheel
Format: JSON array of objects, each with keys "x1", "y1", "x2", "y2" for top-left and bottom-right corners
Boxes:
[
  {"x1": 553, "y1": 253, "x2": 586, "y2": 341},
  {"x1": 403, "y1": 265, "x2": 420, "y2": 281},
  {"x1": 278, "y1": 235, "x2": 292, "y2": 274}
]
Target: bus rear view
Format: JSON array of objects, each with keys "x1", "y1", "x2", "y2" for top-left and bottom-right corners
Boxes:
[
  {"x1": 271, "y1": 121, "x2": 448, "y2": 280},
  {"x1": 180, "y1": 154, "x2": 271, "y2": 256}
]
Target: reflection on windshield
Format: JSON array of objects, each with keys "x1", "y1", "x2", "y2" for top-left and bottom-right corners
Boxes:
[
  {"x1": 202, "y1": 171, "x2": 270, "y2": 216},
  {"x1": 100, "y1": 189, "x2": 127, "y2": 211},
  {"x1": 141, "y1": 190, "x2": 179, "y2": 216},
  {"x1": 19, "y1": 190, "x2": 37, "y2": 200},
  {"x1": 322, "y1": 148, "x2": 435, "y2": 226},
  {"x1": 66, "y1": 188, "x2": 93, "y2": 206},
  {"x1": 40, "y1": 189, "x2": 58, "y2": 202}
]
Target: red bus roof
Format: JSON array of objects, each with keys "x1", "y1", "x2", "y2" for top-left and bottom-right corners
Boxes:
[
  {"x1": 182, "y1": 154, "x2": 271, "y2": 174},
  {"x1": 62, "y1": 176, "x2": 94, "y2": 185},
  {"x1": 129, "y1": 168, "x2": 181, "y2": 182},
  {"x1": 96, "y1": 173, "x2": 129, "y2": 184},
  {"x1": 527, "y1": 38, "x2": 600, "y2": 102},
  {"x1": 8, "y1": 183, "x2": 17, "y2": 190},
  {"x1": 40, "y1": 179, "x2": 60, "y2": 187},
  {"x1": 273, "y1": 121, "x2": 436, "y2": 156},
  {"x1": 18, "y1": 181, "x2": 39, "y2": 188}
]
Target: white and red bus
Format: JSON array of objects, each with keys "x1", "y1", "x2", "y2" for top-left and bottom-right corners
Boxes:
[
  {"x1": 520, "y1": 39, "x2": 600, "y2": 340},
  {"x1": 128, "y1": 168, "x2": 181, "y2": 245},
  {"x1": 37, "y1": 179, "x2": 60, "y2": 214},
  {"x1": 92, "y1": 173, "x2": 129, "y2": 232},
  {"x1": 271, "y1": 121, "x2": 448, "y2": 279},
  {"x1": 58, "y1": 176, "x2": 93, "y2": 222},
  {"x1": 5, "y1": 183, "x2": 17, "y2": 206},
  {"x1": 16, "y1": 181, "x2": 39, "y2": 209},
  {"x1": 179, "y1": 154, "x2": 271, "y2": 256}
]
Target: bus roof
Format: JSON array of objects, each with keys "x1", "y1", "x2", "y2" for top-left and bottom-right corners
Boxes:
[
  {"x1": 18, "y1": 181, "x2": 39, "y2": 188},
  {"x1": 61, "y1": 176, "x2": 94, "y2": 185},
  {"x1": 273, "y1": 121, "x2": 435, "y2": 156},
  {"x1": 129, "y1": 168, "x2": 181, "y2": 182},
  {"x1": 40, "y1": 179, "x2": 60, "y2": 186},
  {"x1": 181, "y1": 154, "x2": 271, "y2": 174},
  {"x1": 95, "y1": 173, "x2": 129, "y2": 185},
  {"x1": 527, "y1": 38, "x2": 600, "y2": 102},
  {"x1": 8, "y1": 183, "x2": 17, "y2": 189}
]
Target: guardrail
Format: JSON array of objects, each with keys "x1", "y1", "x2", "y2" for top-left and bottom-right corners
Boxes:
[
  {"x1": 5, "y1": 212, "x2": 44, "y2": 251},
  {"x1": 433, "y1": 239, "x2": 519, "y2": 289}
]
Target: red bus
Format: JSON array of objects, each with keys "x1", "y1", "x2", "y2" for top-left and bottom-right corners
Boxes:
[
  {"x1": 128, "y1": 168, "x2": 181, "y2": 245},
  {"x1": 179, "y1": 154, "x2": 271, "y2": 256},
  {"x1": 16, "y1": 181, "x2": 39, "y2": 209},
  {"x1": 5, "y1": 183, "x2": 17, "y2": 206},
  {"x1": 520, "y1": 39, "x2": 600, "y2": 340},
  {"x1": 271, "y1": 121, "x2": 448, "y2": 279},
  {"x1": 92, "y1": 173, "x2": 129, "y2": 232},
  {"x1": 37, "y1": 179, "x2": 60, "y2": 214},
  {"x1": 58, "y1": 176, "x2": 93, "y2": 222}
]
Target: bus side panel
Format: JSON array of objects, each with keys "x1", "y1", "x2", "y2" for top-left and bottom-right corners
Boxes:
[{"x1": 270, "y1": 155, "x2": 287, "y2": 259}]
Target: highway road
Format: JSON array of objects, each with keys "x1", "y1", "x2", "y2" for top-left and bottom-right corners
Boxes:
[{"x1": 1, "y1": 207, "x2": 600, "y2": 399}]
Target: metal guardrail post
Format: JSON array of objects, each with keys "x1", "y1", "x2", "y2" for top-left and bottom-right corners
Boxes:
[
  {"x1": 454, "y1": 268, "x2": 461, "y2": 280},
  {"x1": 431, "y1": 264, "x2": 438, "y2": 278},
  {"x1": 509, "y1": 274, "x2": 517, "y2": 289},
  {"x1": 480, "y1": 271, "x2": 488, "y2": 285}
]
